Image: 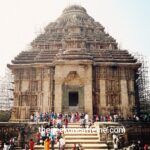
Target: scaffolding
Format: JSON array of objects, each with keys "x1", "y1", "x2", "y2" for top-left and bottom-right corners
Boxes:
[
  {"x1": 133, "y1": 52, "x2": 150, "y2": 114},
  {"x1": 0, "y1": 68, "x2": 14, "y2": 110}
]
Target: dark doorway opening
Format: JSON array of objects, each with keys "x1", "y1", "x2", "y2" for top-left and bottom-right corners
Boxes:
[{"x1": 69, "y1": 92, "x2": 79, "y2": 106}]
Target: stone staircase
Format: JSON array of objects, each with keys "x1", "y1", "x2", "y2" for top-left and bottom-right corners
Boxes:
[{"x1": 35, "y1": 122, "x2": 108, "y2": 150}]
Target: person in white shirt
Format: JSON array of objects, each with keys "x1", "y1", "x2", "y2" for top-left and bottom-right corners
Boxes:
[
  {"x1": 84, "y1": 113, "x2": 89, "y2": 125},
  {"x1": 3, "y1": 143, "x2": 10, "y2": 150},
  {"x1": 112, "y1": 134, "x2": 119, "y2": 150},
  {"x1": 57, "y1": 137, "x2": 65, "y2": 150}
]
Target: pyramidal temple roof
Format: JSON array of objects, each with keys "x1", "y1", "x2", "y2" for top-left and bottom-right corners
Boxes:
[{"x1": 11, "y1": 5, "x2": 138, "y2": 65}]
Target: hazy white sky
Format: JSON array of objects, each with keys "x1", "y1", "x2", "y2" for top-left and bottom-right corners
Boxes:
[{"x1": 0, "y1": 0, "x2": 150, "y2": 77}]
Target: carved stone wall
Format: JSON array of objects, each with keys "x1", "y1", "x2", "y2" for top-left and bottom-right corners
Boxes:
[
  {"x1": 11, "y1": 66, "x2": 55, "y2": 120},
  {"x1": 54, "y1": 61, "x2": 93, "y2": 117},
  {"x1": 95, "y1": 66, "x2": 136, "y2": 117}
]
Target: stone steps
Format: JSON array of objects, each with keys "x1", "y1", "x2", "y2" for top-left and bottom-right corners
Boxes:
[
  {"x1": 81, "y1": 143, "x2": 108, "y2": 149},
  {"x1": 14, "y1": 147, "x2": 22, "y2": 150},
  {"x1": 65, "y1": 139, "x2": 100, "y2": 144},
  {"x1": 34, "y1": 122, "x2": 108, "y2": 150},
  {"x1": 63, "y1": 125, "x2": 95, "y2": 128},
  {"x1": 65, "y1": 135, "x2": 98, "y2": 139},
  {"x1": 64, "y1": 133, "x2": 98, "y2": 136},
  {"x1": 35, "y1": 143, "x2": 108, "y2": 150},
  {"x1": 64, "y1": 123, "x2": 108, "y2": 149}
]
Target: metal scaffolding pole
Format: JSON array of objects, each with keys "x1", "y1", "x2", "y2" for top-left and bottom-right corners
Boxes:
[
  {"x1": 133, "y1": 52, "x2": 150, "y2": 114},
  {"x1": 0, "y1": 68, "x2": 14, "y2": 110}
]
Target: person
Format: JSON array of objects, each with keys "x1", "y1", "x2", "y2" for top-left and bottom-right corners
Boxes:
[
  {"x1": 3, "y1": 143, "x2": 9, "y2": 150},
  {"x1": 87, "y1": 120, "x2": 92, "y2": 128},
  {"x1": 50, "y1": 128, "x2": 56, "y2": 150},
  {"x1": 25, "y1": 142, "x2": 29, "y2": 150},
  {"x1": 64, "y1": 117, "x2": 68, "y2": 128},
  {"x1": 95, "y1": 114, "x2": 99, "y2": 122},
  {"x1": 114, "y1": 140, "x2": 118, "y2": 150},
  {"x1": 36, "y1": 132, "x2": 41, "y2": 145},
  {"x1": 76, "y1": 113, "x2": 80, "y2": 122},
  {"x1": 30, "y1": 114, "x2": 34, "y2": 122},
  {"x1": 112, "y1": 134, "x2": 118, "y2": 143},
  {"x1": 130, "y1": 142, "x2": 136, "y2": 150},
  {"x1": 57, "y1": 117, "x2": 62, "y2": 128},
  {"x1": 72, "y1": 143, "x2": 76, "y2": 150},
  {"x1": 137, "y1": 140, "x2": 142, "y2": 150},
  {"x1": 0, "y1": 140, "x2": 2, "y2": 148},
  {"x1": 57, "y1": 137, "x2": 65, "y2": 150},
  {"x1": 144, "y1": 144, "x2": 148, "y2": 150},
  {"x1": 79, "y1": 144, "x2": 84, "y2": 150},
  {"x1": 112, "y1": 135, "x2": 119, "y2": 150},
  {"x1": 29, "y1": 139, "x2": 35, "y2": 150},
  {"x1": 76, "y1": 143, "x2": 84, "y2": 150},
  {"x1": 84, "y1": 113, "x2": 89, "y2": 125},
  {"x1": 9, "y1": 138, "x2": 15, "y2": 150},
  {"x1": 41, "y1": 129, "x2": 46, "y2": 143},
  {"x1": 51, "y1": 136, "x2": 55, "y2": 150},
  {"x1": 44, "y1": 137, "x2": 50, "y2": 150},
  {"x1": 80, "y1": 117, "x2": 85, "y2": 128}
]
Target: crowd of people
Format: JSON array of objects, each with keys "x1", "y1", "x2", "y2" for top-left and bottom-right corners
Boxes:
[
  {"x1": 35, "y1": 124, "x2": 65, "y2": 150},
  {"x1": 30, "y1": 112, "x2": 92, "y2": 128},
  {"x1": 28, "y1": 111, "x2": 150, "y2": 150},
  {"x1": 28, "y1": 112, "x2": 90, "y2": 150},
  {"x1": 123, "y1": 141, "x2": 150, "y2": 150},
  {"x1": 30, "y1": 111, "x2": 150, "y2": 124},
  {"x1": 1, "y1": 111, "x2": 150, "y2": 150},
  {"x1": 1, "y1": 138, "x2": 16, "y2": 150},
  {"x1": 30, "y1": 112, "x2": 87, "y2": 122}
]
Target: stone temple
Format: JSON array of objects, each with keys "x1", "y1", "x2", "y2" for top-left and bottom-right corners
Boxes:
[{"x1": 8, "y1": 5, "x2": 140, "y2": 120}]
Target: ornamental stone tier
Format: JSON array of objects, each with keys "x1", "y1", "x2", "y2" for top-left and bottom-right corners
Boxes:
[{"x1": 8, "y1": 5, "x2": 140, "y2": 120}]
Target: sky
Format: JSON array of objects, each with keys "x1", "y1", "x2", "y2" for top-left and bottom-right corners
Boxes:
[{"x1": 0, "y1": 0, "x2": 150, "y2": 77}]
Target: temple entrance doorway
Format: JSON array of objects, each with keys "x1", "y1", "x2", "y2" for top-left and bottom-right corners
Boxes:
[
  {"x1": 69, "y1": 91, "x2": 79, "y2": 106},
  {"x1": 68, "y1": 91, "x2": 79, "y2": 111},
  {"x1": 62, "y1": 85, "x2": 84, "y2": 113}
]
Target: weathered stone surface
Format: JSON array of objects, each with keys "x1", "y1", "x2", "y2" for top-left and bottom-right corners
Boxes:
[{"x1": 7, "y1": 5, "x2": 140, "y2": 120}]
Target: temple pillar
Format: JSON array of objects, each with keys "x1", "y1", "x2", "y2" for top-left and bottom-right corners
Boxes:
[
  {"x1": 99, "y1": 79, "x2": 106, "y2": 115},
  {"x1": 120, "y1": 80, "x2": 129, "y2": 118},
  {"x1": 84, "y1": 65, "x2": 93, "y2": 118},
  {"x1": 54, "y1": 66, "x2": 63, "y2": 113},
  {"x1": 54, "y1": 84, "x2": 62, "y2": 113}
]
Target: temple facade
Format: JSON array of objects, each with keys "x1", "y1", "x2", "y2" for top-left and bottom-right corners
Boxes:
[{"x1": 8, "y1": 5, "x2": 140, "y2": 120}]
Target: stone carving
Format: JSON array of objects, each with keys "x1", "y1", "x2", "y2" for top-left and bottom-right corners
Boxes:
[
  {"x1": 30, "y1": 81, "x2": 38, "y2": 91},
  {"x1": 66, "y1": 71, "x2": 78, "y2": 81},
  {"x1": 21, "y1": 95, "x2": 28, "y2": 106},
  {"x1": 106, "y1": 79, "x2": 121, "y2": 106},
  {"x1": 11, "y1": 108, "x2": 18, "y2": 119},
  {"x1": 90, "y1": 44, "x2": 94, "y2": 50},
  {"x1": 72, "y1": 15, "x2": 78, "y2": 23},
  {"x1": 109, "y1": 43, "x2": 113, "y2": 50},
  {"x1": 31, "y1": 95, "x2": 37, "y2": 106},
  {"x1": 63, "y1": 71, "x2": 83, "y2": 86},
  {"x1": 61, "y1": 39, "x2": 66, "y2": 49},
  {"x1": 81, "y1": 41, "x2": 85, "y2": 48}
]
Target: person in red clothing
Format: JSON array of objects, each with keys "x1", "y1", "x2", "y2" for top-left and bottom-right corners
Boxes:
[
  {"x1": 76, "y1": 113, "x2": 80, "y2": 122},
  {"x1": 144, "y1": 144, "x2": 148, "y2": 150},
  {"x1": 29, "y1": 139, "x2": 35, "y2": 150},
  {"x1": 64, "y1": 117, "x2": 68, "y2": 128},
  {"x1": 36, "y1": 132, "x2": 41, "y2": 145},
  {"x1": 72, "y1": 143, "x2": 76, "y2": 150}
]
